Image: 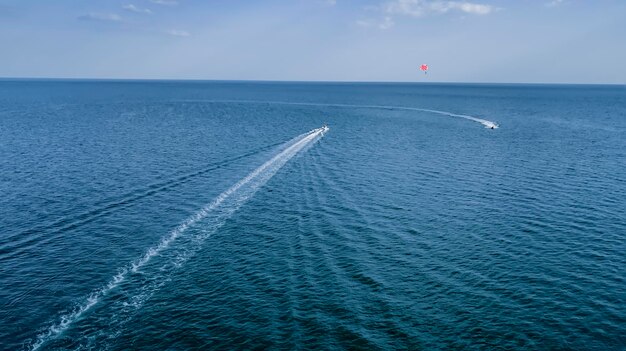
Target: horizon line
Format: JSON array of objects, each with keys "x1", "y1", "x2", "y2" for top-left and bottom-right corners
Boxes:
[{"x1": 0, "y1": 76, "x2": 624, "y2": 87}]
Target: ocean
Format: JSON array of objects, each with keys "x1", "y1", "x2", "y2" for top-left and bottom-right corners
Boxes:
[{"x1": 0, "y1": 80, "x2": 624, "y2": 350}]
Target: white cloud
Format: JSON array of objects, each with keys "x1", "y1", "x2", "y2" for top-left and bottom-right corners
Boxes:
[
  {"x1": 379, "y1": 16, "x2": 395, "y2": 29},
  {"x1": 356, "y1": 17, "x2": 395, "y2": 30},
  {"x1": 546, "y1": 0, "x2": 564, "y2": 7},
  {"x1": 451, "y1": 2, "x2": 493, "y2": 14},
  {"x1": 123, "y1": 4, "x2": 152, "y2": 14},
  {"x1": 150, "y1": 0, "x2": 179, "y2": 5},
  {"x1": 385, "y1": 0, "x2": 495, "y2": 17},
  {"x1": 166, "y1": 29, "x2": 190, "y2": 37},
  {"x1": 361, "y1": 0, "x2": 492, "y2": 30},
  {"x1": 356, "y1": 19, "x2": 373, "y2": 27},
  {"x1": 78, "y1": 13, "x2": 123, "y2": 22}
]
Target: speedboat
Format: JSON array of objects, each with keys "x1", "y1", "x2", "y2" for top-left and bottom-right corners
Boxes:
[{"x1": 319, "y1": 123, "x2": 329, "y2": 133}]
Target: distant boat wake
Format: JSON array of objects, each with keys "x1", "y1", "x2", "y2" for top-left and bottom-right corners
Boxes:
[
  {"x1": 28, "y1": 126, "x2": 328, "y2": 350},
  {"x1": 180, "y1": 100, "x2": 499, "y2": 129},
  {"x1": 413, "y1": 108, "x2": 499, "y2": 129}
]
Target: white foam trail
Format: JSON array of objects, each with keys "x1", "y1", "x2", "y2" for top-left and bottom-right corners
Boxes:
[
  {"x1": 182, "y1": 100, "x2": 499, "y2": 129},
  {"x1": 414, "y1": 108, "x2": 499, "y2": 129},
  {"x1": 28, "y1": 127, "x2": 328, "y2": 351}
]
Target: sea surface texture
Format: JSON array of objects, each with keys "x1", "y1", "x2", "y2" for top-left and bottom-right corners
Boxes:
[{"x1": 1, "y1": 81, "x2": 625, "y2": 350}]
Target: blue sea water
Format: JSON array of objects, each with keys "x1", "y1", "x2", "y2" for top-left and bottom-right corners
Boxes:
[{"x1": 0, "y1": 80, "x2": 625, "y2": 350}]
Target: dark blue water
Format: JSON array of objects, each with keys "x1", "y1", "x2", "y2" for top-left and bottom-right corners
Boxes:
[{"x1": 1, "y1": 80, "x2": 625, "y2": 350}]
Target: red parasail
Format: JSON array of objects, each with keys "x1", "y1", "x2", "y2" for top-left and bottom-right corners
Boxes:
[{"x1": 420, "y1": 64, "x2": 428, "y2": 74}]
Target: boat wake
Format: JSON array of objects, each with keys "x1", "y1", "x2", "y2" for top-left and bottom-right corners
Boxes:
[
  {"x1": 0, "y1": 141, "x2": 285, "y2": 264},
  {"x1": 179, "y1": 100, "x2": 500, "y2": 129},
  {"x1": 28, "y1": 127, "x2": 328, "y2": 350},
  {"x1": 413, "y1": 108, "x2": 499, "y2": 129}
]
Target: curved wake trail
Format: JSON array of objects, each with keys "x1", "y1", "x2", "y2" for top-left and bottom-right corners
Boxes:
[
  {"x1": 412, "y1": 108, "x2": 499, "y2": 129},
  {"x1": 28, "y1": 127, "x2": 328, "y2": 351},
  {"x1": 180, "y1": 100, "x2": 499, "y2": 129}
]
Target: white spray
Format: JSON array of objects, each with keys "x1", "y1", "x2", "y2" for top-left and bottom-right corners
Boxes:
[{"x1": 29, "y1": 126, "x2": 328, "y2": 350}]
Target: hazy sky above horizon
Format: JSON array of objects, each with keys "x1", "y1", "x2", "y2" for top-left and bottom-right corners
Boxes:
[{"x1": 0, "y1": 0, "x2": 624, "y2": 83}]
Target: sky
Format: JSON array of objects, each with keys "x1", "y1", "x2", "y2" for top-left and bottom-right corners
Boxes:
[{"x1": 0, "y1": 0, "x2": 625, "y2": 83}]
